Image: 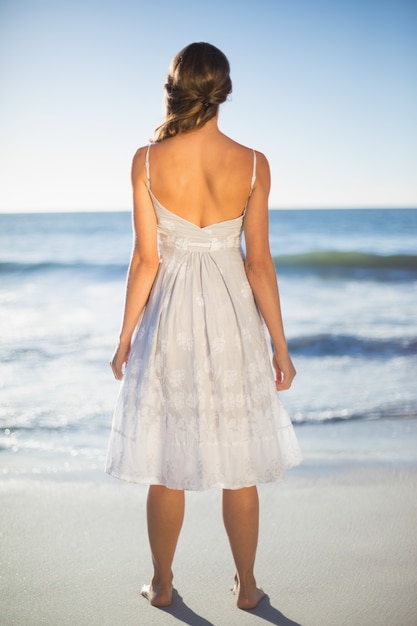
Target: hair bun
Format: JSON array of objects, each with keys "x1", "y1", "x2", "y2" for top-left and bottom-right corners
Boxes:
[{"x1": 154, "y1": 42, "x2": 232, "y2": 142}]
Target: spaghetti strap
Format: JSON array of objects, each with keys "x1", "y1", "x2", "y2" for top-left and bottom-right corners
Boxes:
[
  {"x1": 249, "y1": 149, "x2": 257, "y2": 196},
  {"x1": 243, "y1": 150, "x2": 257, "y2": 216},
  {"x1": 145, "y1": 144, "x2": 151, "y2": 191}
]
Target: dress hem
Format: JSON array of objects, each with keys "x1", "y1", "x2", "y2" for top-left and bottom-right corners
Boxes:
[{"x1": 104, "y1": 456, "x2": 303, "y2": 491}]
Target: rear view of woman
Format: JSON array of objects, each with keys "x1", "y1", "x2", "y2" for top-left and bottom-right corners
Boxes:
[{"x1": 107, "y1": 41, "x2": 302, "y2": 610}]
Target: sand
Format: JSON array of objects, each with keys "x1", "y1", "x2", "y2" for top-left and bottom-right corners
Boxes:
[{"x1": 1, "y1": 418, "x2": 417, "y2": 626}]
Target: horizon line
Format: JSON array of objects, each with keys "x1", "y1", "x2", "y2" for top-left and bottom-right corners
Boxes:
[{"x1": 1, "y1": 206, "x2": 417, "y2": 215}]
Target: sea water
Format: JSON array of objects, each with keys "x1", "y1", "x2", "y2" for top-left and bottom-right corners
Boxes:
[{"x1": 1, "y1": 209, "x2": 416, "y2": 476}]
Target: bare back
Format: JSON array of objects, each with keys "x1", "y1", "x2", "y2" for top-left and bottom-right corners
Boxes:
[{"x1": 146, "y1": 123, "x2": 256, "y2": 228}]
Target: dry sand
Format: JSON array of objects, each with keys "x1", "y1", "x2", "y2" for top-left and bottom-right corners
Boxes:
[{"x1": 1, "y1": 419, "x2": 417, "y2": 626}]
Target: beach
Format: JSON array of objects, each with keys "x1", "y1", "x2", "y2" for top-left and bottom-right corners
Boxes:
[
  {"x1": 1, "y1": 208, "x2": 417, "y2": 624},
  {"x1": 2, "y1": 418, "x2": 417, "y2": 626}
]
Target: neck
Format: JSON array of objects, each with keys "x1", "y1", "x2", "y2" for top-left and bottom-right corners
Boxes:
[{"x1": 189, "y1": 114, "x2": 221, "y2": 137}]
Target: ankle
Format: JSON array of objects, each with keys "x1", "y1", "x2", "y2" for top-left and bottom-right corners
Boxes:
[
  {"x1": 152, "y1": 570, "x2": 173, "y2": 586},
  {"x1": 235, "y1": 572, "x2": 256, "y2": 590}
]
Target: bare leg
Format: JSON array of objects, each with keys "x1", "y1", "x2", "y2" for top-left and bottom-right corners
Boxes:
[
  {"x1": 141, "y1": 485, "x2": 185, "y2": 607},
  {"x1": 222, "y1": 486, "x2": 266, "y2": 610}
]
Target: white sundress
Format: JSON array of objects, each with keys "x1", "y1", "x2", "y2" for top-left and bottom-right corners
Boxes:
[{"x1": 105, "y1": 145, "x2": 302, "y2": 490}]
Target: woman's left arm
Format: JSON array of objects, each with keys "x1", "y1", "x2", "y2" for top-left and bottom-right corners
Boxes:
[{"x1": 110, "y1": 147, "x2": 160, "y2": 380}]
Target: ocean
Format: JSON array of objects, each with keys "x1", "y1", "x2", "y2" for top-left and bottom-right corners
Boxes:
[{"x1": 1, "y1": 208, "x2": 416, "y2": 477}]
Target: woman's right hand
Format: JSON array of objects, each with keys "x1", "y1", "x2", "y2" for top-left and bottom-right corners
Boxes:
[{"x1": 110, "y1": 340, "x2": 131, "y2": 380}]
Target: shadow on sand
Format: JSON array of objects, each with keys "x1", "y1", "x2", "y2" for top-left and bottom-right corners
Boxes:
[
  {"x1": 158, "y1": 590, "x2": 303, "y2": 626},
  {"x1": 159, "y1": 590, "x2": 216, "y2": 625},
  {"x1": 244, "y1": 594, "x2": 304, "y2": 625}
]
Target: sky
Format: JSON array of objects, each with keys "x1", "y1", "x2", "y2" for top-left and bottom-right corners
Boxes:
[{"x1": 0, "y1": 0, "x2": 416, "y2": 212}]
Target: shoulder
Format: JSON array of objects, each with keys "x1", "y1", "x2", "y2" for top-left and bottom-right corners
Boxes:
[
  {"x1": 253, "y1": 150, "x2": 270, "y2": 182},
  {"x1": 131, "y1": 144, "x2": 150, "y2": 183},
  {"x1": 253, "y1": 149, "x2": 269, "y2": 167},
  {"x1": 224, "y1": 136, "x2": 270, "y2": 171},
  {"x1": 132, "y1": 144, "x2": 150, "y2": 166},
  {"x1": 222, "y1": 133, "x2": 266, "y2": 156}
]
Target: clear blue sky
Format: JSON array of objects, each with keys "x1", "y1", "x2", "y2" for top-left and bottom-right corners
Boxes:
[{"x1": 1, "y1": 0, "x2": 416, "y2": 212}]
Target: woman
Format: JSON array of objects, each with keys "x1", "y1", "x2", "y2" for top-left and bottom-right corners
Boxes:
[{"x1": 107, "y1": 42, "x2": 302, "y2": 610}]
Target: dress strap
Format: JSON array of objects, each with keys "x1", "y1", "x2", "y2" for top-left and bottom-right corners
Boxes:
[
  {"x1": 249, "y1": 149, "x2": 257, "y2": 197},
  {"x1": 243, "y1": 150, "x2": 257, "y2": 216},
  {"x1": 145, "y1": 144, "x2": 151, "y2": 191}
]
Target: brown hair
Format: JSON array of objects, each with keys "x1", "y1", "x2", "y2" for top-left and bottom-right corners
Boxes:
[{"x1": 153, "y1": 42, "x2": 232, "y2": 142}]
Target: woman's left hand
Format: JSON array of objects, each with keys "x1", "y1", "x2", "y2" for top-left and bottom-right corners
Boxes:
[{"x1": 272, "y1": 350, "x2": 296, "y2": 391}]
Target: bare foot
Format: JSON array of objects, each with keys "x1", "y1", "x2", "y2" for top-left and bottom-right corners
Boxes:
[
  {"x1": 231, "y1": 574, "x2": 266, "y2": 610},
  {"x1": 141, "y1": 581, "x2": 173, "y2": 607}
]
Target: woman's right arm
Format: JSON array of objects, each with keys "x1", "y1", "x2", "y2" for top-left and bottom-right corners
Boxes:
[
  {"x1": 243, "y1": 151, "x2": 296, "y2": 391},
  {"x1": 110, "y1": 147, "x2": 160, "y2": 380}
]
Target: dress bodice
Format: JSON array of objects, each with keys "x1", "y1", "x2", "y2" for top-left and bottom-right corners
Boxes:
[
  {"x1": 145, "y1": 142, "x2": 255, "y2": 256},
  {"x1": 151, "y1": 192, "x2": 244, "y2": 255}
]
